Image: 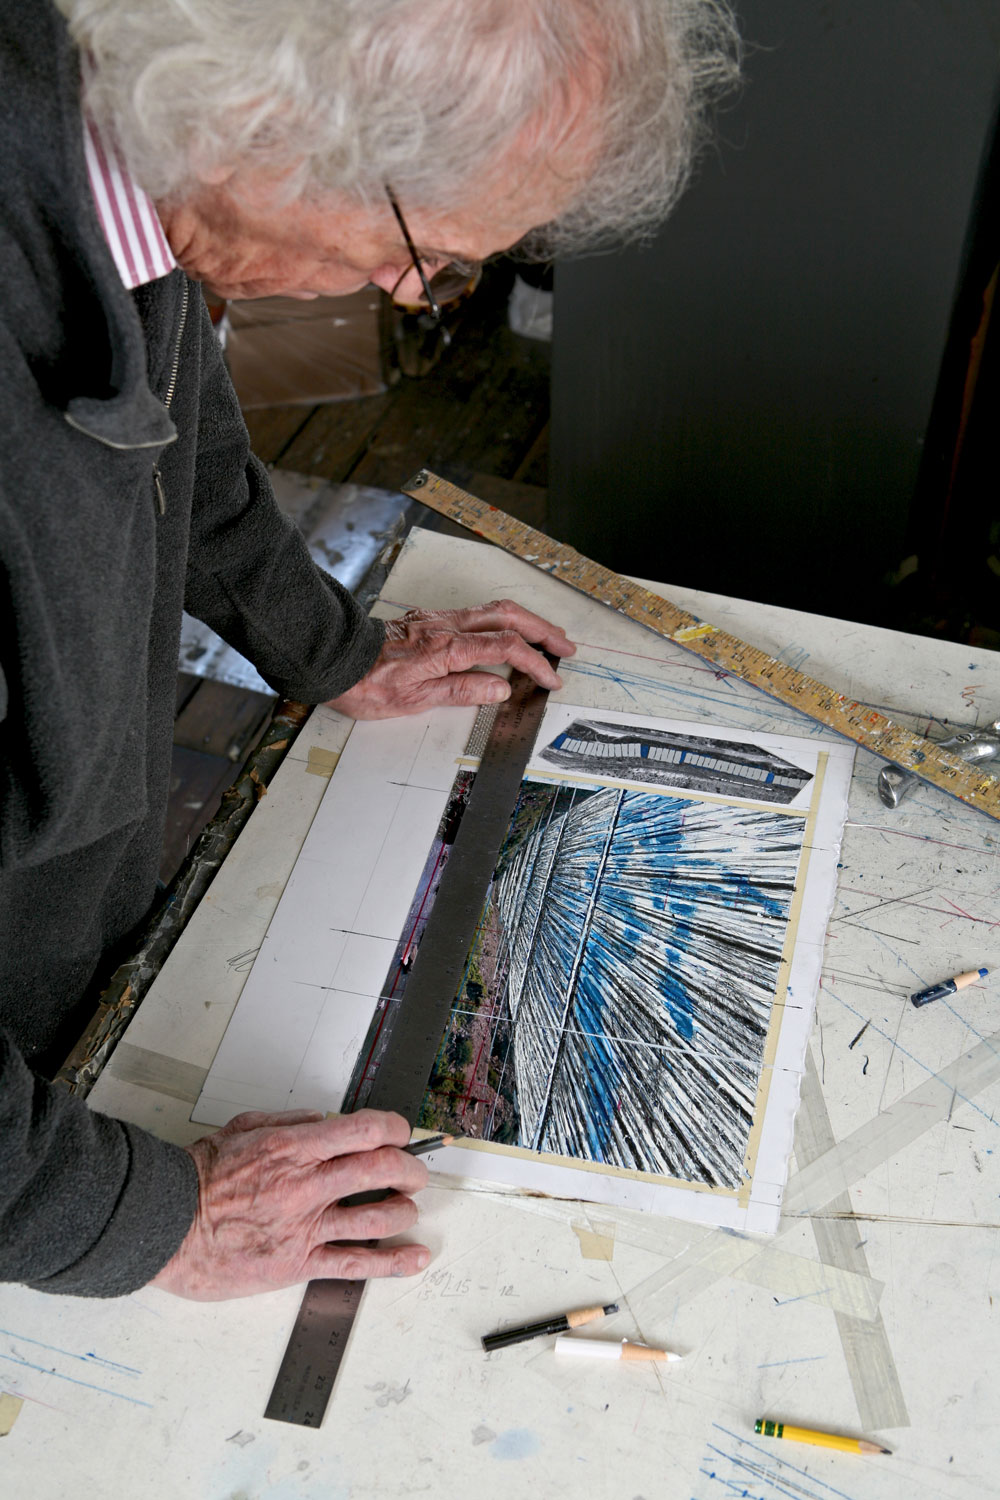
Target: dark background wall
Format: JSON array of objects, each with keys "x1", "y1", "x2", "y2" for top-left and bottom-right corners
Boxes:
[{"x1": 550, "y1": 1, "x2": 1000, "y2": 625}]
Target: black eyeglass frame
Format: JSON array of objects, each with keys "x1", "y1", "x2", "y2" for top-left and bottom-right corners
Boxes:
[{"x1": 385, "y1": 185, "x2": 446, "y2": 325}]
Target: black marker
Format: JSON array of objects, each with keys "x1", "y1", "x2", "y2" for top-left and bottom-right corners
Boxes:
[{"x1": 482, "y1": 1302, "x2": 619, "y2": 1352}]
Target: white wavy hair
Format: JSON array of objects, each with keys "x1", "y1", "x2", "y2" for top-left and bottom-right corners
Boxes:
[{"x1": 59, "y1": 0, "x2": 740, "y2": 253}]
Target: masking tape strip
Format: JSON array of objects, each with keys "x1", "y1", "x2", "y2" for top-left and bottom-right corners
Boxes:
[
  {"x1": 571, "y1": 1220, "x2": 617, "y2": 1261},
  {"x1": 783, "y1": 1027, "x2": 1000, "y2": 1218},
  {"x1": 795, "y1": 1052, "x2": 909, "y2": 1430},
  {"x1": 485, "y1": 1192, "x2": 882, "y2": 1321},
  {"x1": 305, "y1": 746, "x2": 340, "y2": 779},
  {"x1": 109, "y1": 1042, "x2": 209, "y2": 1104},
  {"x1": 618, "y1": 1225, "x2": 882, "y2": 1325},
  {"x1": 731, "y1": 1245, "x2": 883, "y2": 1321},
  {"x1": 623, "y1": 1229, "x2": 775, "y2": 1313},
  {"x1": 0, "y1": 1392, "x2": 23, "y2": 1436},
  {"x1": 402, "y1": 1021, "x2": 999, "y2": 1330}
]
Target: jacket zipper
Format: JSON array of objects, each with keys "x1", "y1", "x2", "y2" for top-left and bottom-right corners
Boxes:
[{"x1": 153, "y1": 279, "x2": 190, "y2": 515}]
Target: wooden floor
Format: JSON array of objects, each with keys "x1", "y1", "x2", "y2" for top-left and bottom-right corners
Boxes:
[{"x1": 163, "y1": 271, "x2": 550, "y2": 884}]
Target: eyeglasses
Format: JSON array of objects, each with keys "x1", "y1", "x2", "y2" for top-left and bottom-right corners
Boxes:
[{"x1": 385, "y1": 186, "x2": 480, "y2": 339}]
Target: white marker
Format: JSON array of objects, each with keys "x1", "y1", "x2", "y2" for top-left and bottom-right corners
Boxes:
[{"x1": 554, "y1": 1335, "x2": 682, "y2": 1363}]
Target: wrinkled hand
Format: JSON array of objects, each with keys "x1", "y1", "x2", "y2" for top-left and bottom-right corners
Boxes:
[
  {"x1": 151, "y1": 1109, "x2": 430, "y2": 1300},
  {"x1": 327, "y1": 599, "x2": 576, "y2": 720}
]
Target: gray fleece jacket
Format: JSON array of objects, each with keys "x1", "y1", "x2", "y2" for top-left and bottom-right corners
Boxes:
[{"x1": 0, "y1": 0, "x2": 385, "y2": 1295}]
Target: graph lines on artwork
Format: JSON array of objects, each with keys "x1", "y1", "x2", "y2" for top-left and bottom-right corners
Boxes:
[{"x1": 419, "y1": 782, "x2": 808, "y2": 1190}]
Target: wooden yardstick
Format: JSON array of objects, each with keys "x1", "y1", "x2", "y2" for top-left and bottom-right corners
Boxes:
[{"x1": 401, "y1": 470, "x2": 1000, "y2": 824}]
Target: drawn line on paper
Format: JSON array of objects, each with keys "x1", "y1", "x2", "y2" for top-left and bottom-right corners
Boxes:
[
  {"x1": 0, "y1": 1353, "x2": 153, "y2": 1409},
  {"x1": 702, "y1": 1423, "x2": 862, "y2": 1500},
  {"x1": 0, "y1": 1329, "x2": 141, "y2": 1376},
  {"x1": 835, "y1": 885, "x2": 1000, "y2": 926},
  {"x1": 843, "y1": 822, "x2": 996, "y2": 857},
  {"x1": 831, "y1": 886, "x2": 934, "y2": 926},
  {"x1": 773, "y1": 1289, "x2": 832, "y2": 1307},
  {"x1": 757, "y1": 1355, "x2": 827, "y2": 1368},
  {"x1": 815, "y1": 987, "x2": 1000, "y2": 1135}
]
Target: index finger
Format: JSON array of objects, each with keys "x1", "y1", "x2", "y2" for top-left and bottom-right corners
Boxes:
[
  {"x1": 437, "y1": 600, "x2": 576, "y2": 657},
  {"x1": 283, "y1": 1108, "x2": 414, "y2": 1162},
  {"x1": 421, "y1": 629, "x2": 564, "y2": 692}
]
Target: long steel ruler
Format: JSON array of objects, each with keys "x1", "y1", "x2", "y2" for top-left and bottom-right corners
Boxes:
[
  {"x1": 402, "y1": 469, "x2": 1000, "y2": 823},
  {"x1": 264, "y1": 665, "x2": 552, "y2": 1426}
]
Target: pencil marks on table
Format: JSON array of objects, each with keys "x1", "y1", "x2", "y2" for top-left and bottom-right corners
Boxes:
[
  {"x1": 0, "y1": 1327, "x2": 151, "y2": 1410},
  {"x1": 696, "y1": 1423, "x2": 864, "y2": 1500},
  {"x1": 817, "y1": 983, "x2": 1000, "y2": 1132}
]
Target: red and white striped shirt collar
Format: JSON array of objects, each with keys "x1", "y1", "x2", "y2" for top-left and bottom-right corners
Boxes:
[{"x1": 82, "y1": 98, "x2": 176, "y2": 289}]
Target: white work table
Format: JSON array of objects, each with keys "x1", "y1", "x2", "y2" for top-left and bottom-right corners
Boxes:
[{"x1": 2, "y1": 528, "x2": 999, "y2": 1500}]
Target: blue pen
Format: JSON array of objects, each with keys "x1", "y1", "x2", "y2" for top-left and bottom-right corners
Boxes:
[{"x1": 910, "y1": 967, "x2": 989, "y2": 1008}]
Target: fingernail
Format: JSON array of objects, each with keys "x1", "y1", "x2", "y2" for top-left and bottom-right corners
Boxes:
[
  {"x1": 416, "y1": 1248, "x2": 431, "y2": 1269},
  {"x1": 486, "y1": 680, "x2": 510, "y2": 701}
]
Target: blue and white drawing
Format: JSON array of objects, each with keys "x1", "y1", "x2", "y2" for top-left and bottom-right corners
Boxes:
[{"x1": 420, "y1": 777, "x2": 807, "y2": 1190}]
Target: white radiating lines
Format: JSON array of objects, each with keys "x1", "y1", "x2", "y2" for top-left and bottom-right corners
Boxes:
[{"x1": 491, "y1": 786, "x2": 807, "y2": 1187}]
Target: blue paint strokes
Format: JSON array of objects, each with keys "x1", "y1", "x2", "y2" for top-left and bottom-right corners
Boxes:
[
  {"x1": 0, "y1": 1351, "x2": 153, "y2": 1408},
  {"x1": 560, "y1": 660, "x2": 832, "y2": 740},
  {"x1": 0, "y1": 1328, "x2": 140, "y2": 1376},
  {"x1": 490, "y1": 1428, "x2": 542, "y2": 1460},
  {"x1": 423, "y1": 779, "x2": 808, "y2": 1189},
  {"x1": 773, "y1": 1289, "x2": 832, "y2": 1307},
  {"x1": 84, "y1": 1352, "x2": 142, "y2": 1375},
  {"x1": 703, "y1": 1424, "x2": 861, "y2": 1500},
  {"x1": 756, "y1": 1355, "x2": 827, "y2": 1368}
]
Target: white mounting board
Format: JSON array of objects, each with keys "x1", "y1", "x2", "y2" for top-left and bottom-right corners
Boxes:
[{"x1": 193, "y1": 689, "x2": 854, "y2": 1233}]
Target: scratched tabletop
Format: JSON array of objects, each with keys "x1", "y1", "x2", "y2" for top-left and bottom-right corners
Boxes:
[{"x1": 1, "y1": 528, "x2": 998, "y2": 1500}]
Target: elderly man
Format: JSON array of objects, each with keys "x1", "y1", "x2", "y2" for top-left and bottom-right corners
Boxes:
[{"x1": 0, "y1": 0, "x2": 738, "y2": 1298}]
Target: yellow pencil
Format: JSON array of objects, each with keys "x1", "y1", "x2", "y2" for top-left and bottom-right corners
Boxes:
[{"x1": 754, "y1": 1420, "x2": 891, "y2": 1456}]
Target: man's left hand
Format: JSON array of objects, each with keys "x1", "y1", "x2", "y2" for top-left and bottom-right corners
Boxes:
[{"x1": 327, "y1": 599, "x2": 576, "y2": 719}]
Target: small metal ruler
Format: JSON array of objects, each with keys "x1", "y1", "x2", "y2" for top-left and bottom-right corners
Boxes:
[
  {"x1": 403, "y1": 469, "x2": 1000, "y2": 823},
  {"x1": 264, "y1": 665, "x2": 552, "y2": 1426}
]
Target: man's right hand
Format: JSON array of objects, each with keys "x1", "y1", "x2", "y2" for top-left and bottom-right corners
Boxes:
[{"x1": 150, "y1": 1108, "x2": 430, "y2": 1300}]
